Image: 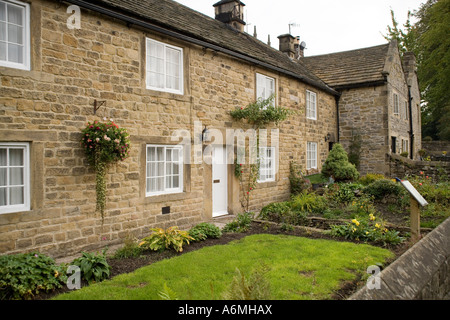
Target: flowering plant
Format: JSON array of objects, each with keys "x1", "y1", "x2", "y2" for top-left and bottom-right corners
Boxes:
[
  {"x1": 329, "y1": 214, "x2": 404, "y2": 245},
  {"x1": 81, "y1": 119, "x2": 130, "y2": 220}
]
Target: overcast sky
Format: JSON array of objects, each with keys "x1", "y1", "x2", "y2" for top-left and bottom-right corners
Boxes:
[{"x1": 174, "y1": 0, "x2": 425, "y2": 56}]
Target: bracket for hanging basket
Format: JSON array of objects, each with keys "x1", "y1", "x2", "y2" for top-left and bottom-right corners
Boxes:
[{"x1": 93, "y1": 100, "x2": 106, "y2": 115}]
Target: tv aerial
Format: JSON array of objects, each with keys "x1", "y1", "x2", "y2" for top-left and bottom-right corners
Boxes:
[{"x1": 288, "y1": 22, "x2": 301, "y2": 34}]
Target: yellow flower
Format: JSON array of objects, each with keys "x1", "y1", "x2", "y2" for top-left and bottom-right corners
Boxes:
[
  {"x1": 375, "y1": 223, "x2": 381, "y2": 229},
  {"x1": 369, "y1": 214, "x2": 376, "y2": 221},
  {"x1": 352, "y1": 219, "x2": 360, "y2": 226},
  {"x1": 352, "y1": 227, "x2": 357, "y2": 233},
  {"x1": 54, "y1": 270, "x2": 59, "y2": 278},
  {"x1": 365, "y1": 231, "x2": 369, "y2": 235}
]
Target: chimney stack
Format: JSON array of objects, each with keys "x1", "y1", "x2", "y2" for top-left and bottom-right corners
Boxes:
[
  {"x1": 213, "y1": 0, "x2": 246, "y2": 32},
  {"x1": 277, "y1": 34, "x2": 296, "y2": 59}
]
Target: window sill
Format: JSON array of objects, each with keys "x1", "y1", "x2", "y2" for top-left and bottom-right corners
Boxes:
[
  {"x1": 144, "y1": 87, "x2": 190, "y2": 102},
  {"x1": 257, "y1": 180, "x2": 277, "y2": 188},
  {"x1": 144, "y1": 191, "x2": 188, "y2": 203}
]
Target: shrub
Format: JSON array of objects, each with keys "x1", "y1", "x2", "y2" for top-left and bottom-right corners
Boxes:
[
  {"x1": 139, "y1": 226, "x2": 194, "y2": 253},
  {"x1": 0, "y1": 252, "x2": 67, "y2": 300},
  {"x1": 329, "y1": 214, "x2": 404, "y2": 245},
  {"x1": 321, "y1": 143, "x2": 359, "y2": 182},
  {"x1": 112, "y1": 235, "x2": 143, "y2": 259},
  {"x1": 223, "y1": 212, "x2": 253, "y2": 233},
  {"x1": 71, "y1": 248, "x2": 111, "y2": 284},
  {"x1": 290, "y1": 191, "x2": 325, "y2": 214},
  {"x1": 289, "y1": 161, "x2": 312, "y2": 195},
  {"x1": 189, "y1": 223, "x2": 222, "y2": 242},
  {"x1": 259, "y1": 201, "x2": 292, "y2": 221},
  {"x1": 363, "y1": 179, "x2": 405, "y2": 201},
  {"x1": 327, "y1": 183, "x2": 362, "y2": 204},
  {"x1": 359, "y1": 173, "x2": 386, "y2": 186}
]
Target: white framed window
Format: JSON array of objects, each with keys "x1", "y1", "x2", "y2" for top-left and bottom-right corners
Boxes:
[
  {"x1": 0, "y1": 0, "x2": 30, "y2": 70},
  {"x1": 393, "y1": 93, "x2": 399, "y2": 115},
  {"x1": 404, "y1": 101, "x2": 409, "y2": 120},
  {"x1": 256, "y1": 73, "x2": 275, "y2": 105},
  {"x1": 146, "y1": 145, "x2": 183, "y2": 196},
  {"x1": 306, "y1": 90, "x2": 317, "y2": 120},
  {"x1": 258, "y1": 147, "x2": 275, "y2": 183},
  {"x1": 146, "y1": 38, "x2": 183, "y2": 94},
  {"x1": 402, "y1": 139, "x2": 409, "y2": 154},
  {"x1": 0, "y1": 142, "x2": 30, "y2": 214},
  {"x1": 306, "y1": 142, "x2": 317, "y2": 170}
]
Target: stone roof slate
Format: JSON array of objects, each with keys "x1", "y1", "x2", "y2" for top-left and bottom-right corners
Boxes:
[
  {"x1": 303, "y1": 43, "x2": 390, "y2": 90},
  {"x1": 74, "y1": 0, "x2": 336, "y2": 95}
]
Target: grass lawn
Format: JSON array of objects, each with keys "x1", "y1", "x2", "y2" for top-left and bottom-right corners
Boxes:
[{"x1": 54, "y1": 234, "x2": 393, "y2": 300}]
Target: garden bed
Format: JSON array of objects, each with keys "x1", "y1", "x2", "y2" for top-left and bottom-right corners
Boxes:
[{"x1": 33, "y1": 220, "x2": 410, "y2": 300}]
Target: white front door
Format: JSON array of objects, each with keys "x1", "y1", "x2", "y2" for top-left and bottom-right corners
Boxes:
[{"x1": 212, "y1": 145, "x2": 228, "y2": 217}]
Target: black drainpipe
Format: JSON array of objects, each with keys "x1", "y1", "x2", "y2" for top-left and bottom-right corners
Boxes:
[
  {"x1": 408, "y1": 85, "x2": 414, "y2": 159},
  {"x1": 335, "y1": 95, "x2": 341, "y2": 143}
]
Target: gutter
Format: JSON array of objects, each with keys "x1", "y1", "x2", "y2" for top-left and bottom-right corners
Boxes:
[{"x1": 63, "y1": 0, "x2": 339, "y2": 97}]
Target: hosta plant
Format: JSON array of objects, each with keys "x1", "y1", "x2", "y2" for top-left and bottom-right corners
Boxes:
[
  {"x1": 71, "y1": 248, "x2": 111, "y2": 284},
  {"x1": 139, "y1": 226, "x2": 194, "y2": 253},
  {"x1": 80, "y1": 119, "x2": 130, "y2": 221}
]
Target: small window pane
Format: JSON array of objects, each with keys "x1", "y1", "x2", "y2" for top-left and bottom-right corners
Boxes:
[
  {"x1": 0, "y1": 188, "x2": 6, "y2": 206},
  {"x1": 0, "y1": 149, "x2": 6, "y2": 166},
  {"x1": 9, "y1": 167, "x2": 23, "y2": 185},
  {"x1": 0, "y1": 22, "x2": 6, "y2": 41},
  {"x1": 0, "y1": 2, "x2": 6, "y2": 21},
  {"x1": 7, "y1": 4, "x2": 23, "y2": 25},
  {"x1": 172, "y1": 175, "x2": 179, "y2": 188},
  {"x1": 9, "y1": 186, "x2": 24, "y2": 205},
  {"x1": 0, "y1": 168, "x2": 6, "y2": 186},
  {"x1": 8, "y1": 43, "x2": 22, "y2": 63},
  {"x1": 9, "y1": 148, "x2": 23, "y2": 165},
  {"x1": 0, "y1": 41, "x2": 6, "y2": 60},
  {"x1": 7, "y1": 24, "x2": 22, "y2": 44}
]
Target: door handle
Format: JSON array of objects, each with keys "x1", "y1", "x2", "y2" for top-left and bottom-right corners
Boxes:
[{"x1": 213, "y1": 179, "x2": 220, "y2": 184}]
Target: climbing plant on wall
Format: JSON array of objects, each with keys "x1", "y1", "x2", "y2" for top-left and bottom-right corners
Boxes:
[
  {"x1": 81, "y1": 119, "x2": 130, "y2": 222},
  {"x1": 230, "y1": 95, "x2": 294, "y2": 211}
]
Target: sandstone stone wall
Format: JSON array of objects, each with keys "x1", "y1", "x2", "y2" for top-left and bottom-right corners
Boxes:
[
  {"x1": 388, "y1": 154, "x2": 450, "y2": 181},
  {"x1": 338, "y1": 85, "x2": 389, "y2": 176},
  {"x1": 338, "y1": 43, "x2": 421, "y2": 176},
  {"x1": 350, "y1": 216, "x2": 450, "y2": 300},
  {"x1": 0, "y1": 0, "x2": 337, "y2": 258}
]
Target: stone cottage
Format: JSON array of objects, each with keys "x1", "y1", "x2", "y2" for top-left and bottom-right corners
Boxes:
[
  {"x1": 0, "y1": 0, "x2": 340, "y2": 257},
  {"x1": 304, "y1": 41, "x2": 422, "y2": 175}
]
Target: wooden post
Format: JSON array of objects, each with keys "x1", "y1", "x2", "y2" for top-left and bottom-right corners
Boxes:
[{"x1": 410, "y1": 196, "x2": 421, "y2": 242}]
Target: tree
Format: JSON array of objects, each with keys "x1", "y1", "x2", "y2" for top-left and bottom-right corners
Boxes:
[
  {"x1": 384, "y1": 0, "x2": 450, "y2": 140},
  {"x1": 321, "y1": 143, "x2": 359, "y2": 182}
]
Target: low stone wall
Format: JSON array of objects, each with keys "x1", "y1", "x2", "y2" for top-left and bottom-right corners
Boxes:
[
  {"x1": 421, "y1": 141, "x2": 450, "y2": 154},
  {"x1": 388, "y1": 153, "x2": 450, "y2": 180},
  {"x1": 349, "y1": 216, "x2": 450, "y2": 300}
]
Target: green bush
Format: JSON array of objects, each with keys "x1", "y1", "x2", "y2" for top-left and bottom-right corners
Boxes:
[
  {"x1": 0, "y1": 252, "x2": 67, "y2": 300},
  {"x1": 359, "y1": 173, "x2": 386, "y2": 186},
  {"x1": 139, "y1": 226, "x2": 194, "y2": 253},
  {"x1": 289, "y1": 161, "x2": 312, "y2": 195},
  {"x1": 71, "y1": 249, "x2": 111, "y2": 284},
  {"x1": 259, "y1": 202, "x2": 307, "y2": 226},
  {"x1": 363, "y1": 179, "x2": 405, "y2": 201},
  {"x1": 259, "y1": 201, "x2": 292, "y2": 221},
  {"x1": 321, "y1": 143, "x2": 359, "y2": 182},
  {"x1": 290, "y1": 192, "x2": 326, "y2": 214},
  {"x1": 112, "y1": 235, "x2": 143, "y2": 259},
  {"x1": 223, "y1": 212, "x2": 253, "y2": 233},
  {"x1": 189, "y1": 223, "x2": 222, "y2": 242},
  {"x1": 327, "y1": 183, "x2": 362, "y2": 204}
]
